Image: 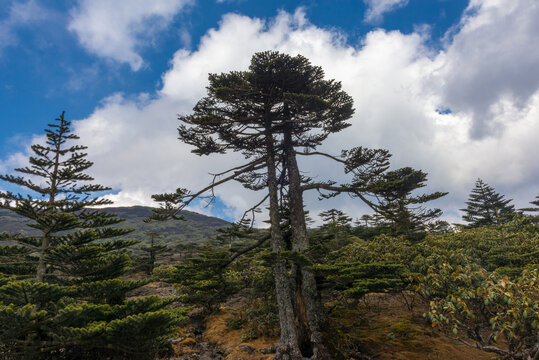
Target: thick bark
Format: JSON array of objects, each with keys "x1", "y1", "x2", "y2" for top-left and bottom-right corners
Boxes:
[
  {"x1": 289, "y1": 262, "x2": 312, "y2": 355},
  {"x1": 265, "y1": 122, "x2": 303, "y2": 360},
  {"x1": 283, "y1": 129, "x2": 331, "y2": 360}
]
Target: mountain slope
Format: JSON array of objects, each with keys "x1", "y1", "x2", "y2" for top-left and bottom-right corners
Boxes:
[{"x1": 0, "y1": 206, "x2": 229, "y2": 247}]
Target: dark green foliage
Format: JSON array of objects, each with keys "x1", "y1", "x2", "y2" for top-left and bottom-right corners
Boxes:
[
  {"x1": 0, "y1": 111, "x2": 132, "y2": 282},
  {"x1": 77, "y1": 279, "x2": 150, "y2": 305},
  {"x1": 425, "y1": 219, "x2": 453, "y2": 234},
  {"x1": 0, "y1": 303, "x2": 54, "y2": 359},
  {"x1": 176, "y1": 51, "x2": 354, "y2": 157},
  {"x1": 364, "y1": 167, "x2": 447, "y2": 241},
  {"x1": 0, "y1": 280, "x2": 76, "y2": 308},
  {"x1": 319, "y1": 209, "x2": 352, "y2": 235},
  {"x1": 0, "y1": 243, "x2": 36, "y2": 276},
  {"x1": 461, "y1": 178, "x2": 515, "y2": 227},
  {"x1": 0, "y1": 289, "x2": 186, "y2": 360},
  {"x1": 0, "y1": 112, "x2": 185, "y2": 359},
  {"x1": 307, "y1": 209, "x2": 355, "y2": 263},
  {"x1": 351, "y1": 215, "x2": 387, "y2": 241},
  {"x1": 315, "y1": 262, "x2": 407, "y2": 299},
  {"x1": 55, "y1": 303, "x2": 185, "y2": 360},
  {"x1": 166, "y1": 244, "x2": 242, "y2": 313},
  {"x1": 237, "y1": 254, "x2": 280, "y2": 341},
  {"x1": 140, "y1": 232, "x2": 169, "y2": 275},
  {"x1": 0, "y1": 273, "x2": 11, "y2": 287},
  {"x1": 418, "y1": 215, "x2": 539, "y2": 276}
]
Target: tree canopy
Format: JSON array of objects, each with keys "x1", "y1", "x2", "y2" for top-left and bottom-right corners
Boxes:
[{"x1": 461, "y1": 179, "x2": 515, "y2": 227}]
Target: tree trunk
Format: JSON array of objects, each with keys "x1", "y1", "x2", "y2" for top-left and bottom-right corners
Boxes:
[
  {"x1": 36, "y1": 235, "x2": 49, "y2": 282},
  {"x1": 289, "y1": 262, "x2": 313, "y2": 355},
  {"x1": 283, "y1": 128, "x2": 331, "y2": 360},
  {"x1": 265, "y1": 122, "x2": 303, "y2": 360}
]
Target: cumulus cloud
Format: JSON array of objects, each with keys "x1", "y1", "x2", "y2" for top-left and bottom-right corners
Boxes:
[
  {"x1": 68, "y1": 0, "x2": 191, "y2": 70},
  {"x1": 435, "y1": 0, "x2": 539, "y2": 138},
  {"x1": 0, "y1": 0, "x2": 51, "y2": 53},
  {"x1": 5, "y1": 1, "x2": 539, "y2": 224},
  {"x1": 363, "y1": 0, "x2": 409, "y2": 24}
]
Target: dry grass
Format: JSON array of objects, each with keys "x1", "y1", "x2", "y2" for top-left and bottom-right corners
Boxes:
[
  {"x1": 204, "y1": 306, "x2": 276, "y2": 360},
  {"x1": 327, "y1": 292, "x2": 497, "y2": 359}
]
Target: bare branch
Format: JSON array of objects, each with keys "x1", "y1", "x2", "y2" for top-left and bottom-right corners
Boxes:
[
  {"x1": 240, "y1": 193, "x2": 270, "y2": 228},
  {"x1": 220, "y1": 233, "x2": 271, "y2": 269},
  {"x1": 301, "y1": 181, "x2": 382, "y2": 213},
  {"x1": 296, "y1": 151, "x2": 346, "y2": 164}
]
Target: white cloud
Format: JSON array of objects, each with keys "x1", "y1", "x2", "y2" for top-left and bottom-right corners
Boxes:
[
  {"x1": 436, "y1": 0, "x2": 539, "y2": 138},
  {"x1": 0, "y1": 0, "x2": 51, "y2": 53},
  {"x1": 4, "y1": 1, "x2": 539, "y2": 225},
  {"x1": 363, "y1": 0, "x2": 409, "y2": 24},
  {"x1": 68, "y1": 0, "x2": 191, "y2": 70}
]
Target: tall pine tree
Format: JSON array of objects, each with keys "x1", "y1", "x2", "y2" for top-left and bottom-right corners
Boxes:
[
  {"x1": 0, "y1": 112, "x2": 185, "y2": 359},
  {"x1": 151, "y1": 51, "x2": 446, "y2": 359},
  {"x1": 151, "y1": 52, "x2": 358, "y2": 358},
  {"x1": 0, "y1": 111, "x2": 128, "y2": 281},
  {"x1": 461, "y1": 179, "x2": 515, "y2": 227}
]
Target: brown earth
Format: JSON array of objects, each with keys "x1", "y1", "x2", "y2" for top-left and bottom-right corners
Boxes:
[
  {"x1": 203, "y1": 308, "x2": 275, "y2": 360},
  {"x1": 130, "y1": 282, "x2": 498, "y2": 359}
]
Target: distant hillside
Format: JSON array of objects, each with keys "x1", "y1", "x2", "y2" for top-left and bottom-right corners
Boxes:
[{"x1": 0, "y1": 206, "x2": 229, "y2": 247}]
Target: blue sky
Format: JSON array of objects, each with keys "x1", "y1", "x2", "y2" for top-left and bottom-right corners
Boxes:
[
  {"x1": 1, "y1": 0, "x2": 538, "y2": 223},
  {"x1": 1, "y1": 0, "x2": 467, "y2": 143}
]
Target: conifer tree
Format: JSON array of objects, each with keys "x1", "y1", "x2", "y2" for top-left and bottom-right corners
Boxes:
[
  {"x1": 140, "y1": 231, "x2": 169, "y2": 275},
  {"x1": 0, "y1": 111, "x2": 128, "y2": 281},
  {"x1": 426, "y1": 219, "x2": 452, "y2": 234},
  {"x1": 315, "y1": 209, "x2": 353, "y2": 251},
  {"x1": 151, "y1": 51, "x2": 445, "y2": 359},
  {"x1": 531, "y1": 195, "x2": 539, "y2": 209},
  {"x1": 365, "y1": 167, "x2": 447, "y2": 241},
  {"x1": 461, "y1": 179, "x2": 515, "y2": 227},
  {"x1": 520, "y1": 194, "x2": 539, "y2": 213},
  {"x1": 357, "y1": 214, "x2": 375, "y2": 227},
  {"x1": 0, "y1": 112, "x2": 185, "y2": 359},
  {"x1": 165, "y1": 244, "x2": 242, "y2": 313},
  {"x1": 352, "y1": 214, "x2": 384, "y2": 240},
  {"x1": 319, "y1": 209, "x2": 352, "y2": 230}
]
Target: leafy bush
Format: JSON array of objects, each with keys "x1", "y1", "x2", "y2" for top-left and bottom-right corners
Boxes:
[
  {"x1": 422, "y1": 267, "x2": 538, "y2": 359},
  {"x1": 411, "y1": 216, "x2": 539, "y2": 359}
]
